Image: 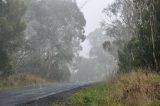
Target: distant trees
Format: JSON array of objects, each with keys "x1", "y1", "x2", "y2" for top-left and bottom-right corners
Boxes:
[
  {"x1": 0, "y1": 0, "x2": 26, "y2": 76},
  {"x1": 103, "y1": 0, "x2": 160, "y2": 72},
  {"x1": 102, "y1": 0, "x2": 134, "y2": 60},
  {"x1": 88, "y1": 28, "x2": 117, "y2": 78},
  {"x1": 72, "y1": 28, "x2": 117, "y2": 82}
]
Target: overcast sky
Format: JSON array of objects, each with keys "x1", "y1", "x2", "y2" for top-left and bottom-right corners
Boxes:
[
  {"x1": 77, "y1": 0, "x2": 114, "y2": 35},
  {"x1": 76, "y1": 0, "x2": 114, "y2": 57}
]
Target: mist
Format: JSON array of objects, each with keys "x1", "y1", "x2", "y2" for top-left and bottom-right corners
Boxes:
[
  {"x1": 71, "y1": 28, "x2": 117, "y2": 82},
  {"x1": 1, "y1": 0, "x2": 160, "y2": 105},
  {"x1": 24, "y1": 0, "x2": 118, "y2": 82},
  {"x1": 0, "y1": 0, "x2": 118, "y2": 83}
]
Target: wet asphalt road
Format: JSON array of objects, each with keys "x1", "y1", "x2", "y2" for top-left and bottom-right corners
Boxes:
[{"x1": 0, "y1": 82, "x2": 92, "y2": 106}]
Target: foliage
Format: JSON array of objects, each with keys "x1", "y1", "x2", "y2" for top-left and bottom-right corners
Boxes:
[
  {"x1": 72, "y1": 28, "x2": 117, "y2": 82},
  {"x1": 118, "y1": 0, "x2": 160, "y2": 72},
  {"x1": 103, "y1": 0, "x2": 160, "y2": 72},
  {"x1": 16, "y1": 0, "x2": 86, "y2": 81},
  {"x1": 102, "y1": 0, "x2": 135, "y2": 64},
  {"x1": 0, "y1": 73, "x2": 51, "y2": 88},
  {"x1": 0, "y1": 0, "x2": 85, "y2": 81},
  {"x1": 0, "y1": 0, "x2": 26, "y2": 76}
]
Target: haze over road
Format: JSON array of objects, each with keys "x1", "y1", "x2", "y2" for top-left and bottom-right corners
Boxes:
[{"x1": 0, "y1": 83, "x2": 92, "y2": 106}]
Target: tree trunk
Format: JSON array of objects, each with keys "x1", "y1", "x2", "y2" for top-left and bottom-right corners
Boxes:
[{"x1": 150, "y1": 0, "x2": 158, "y2": 71}]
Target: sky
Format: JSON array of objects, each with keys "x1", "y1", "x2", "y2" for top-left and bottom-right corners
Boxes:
[
  {"x1": 77, "y1": 0, "x2": 114, "y2": 35},
  {"x1": 76, "y1": 0, "x2": 115, "y2": 57}
]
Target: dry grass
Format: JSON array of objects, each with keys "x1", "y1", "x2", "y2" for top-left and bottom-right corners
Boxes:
[
  {"x1": 58, "y1": 69, "x2": 160, "y2": 106},
  {"x1": 0, "y1": 73, "x2": 51, "y2": 88},
  {"x1": 105, "y1": 69, "x2": 160, "y2": 106}
]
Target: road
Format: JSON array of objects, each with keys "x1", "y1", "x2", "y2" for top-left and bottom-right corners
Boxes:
[{"x1": 0, "y1": 82, "x2": 92, "y2": 106}]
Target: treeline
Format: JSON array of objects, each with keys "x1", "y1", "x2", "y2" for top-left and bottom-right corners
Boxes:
[
  {"x1": 103, "y1": 0, "x2": 160, "y2": 72},
  {"x1": 0, "y1": 0, "x2": 86, "y2": 81}
]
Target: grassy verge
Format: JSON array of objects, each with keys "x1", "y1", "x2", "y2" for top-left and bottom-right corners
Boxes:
[
  {"x1": 54, "y1": 69, "x2": 160, "y2": 106},
  {"x1": 0, "y1": 73, "x2": 52, "y2": 89}
]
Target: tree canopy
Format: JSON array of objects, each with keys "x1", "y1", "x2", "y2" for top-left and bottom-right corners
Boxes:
[
  {"x1": 103, "y1": 0, "x2": 160, "y2": 72},
  {"x1": 19, "y1": 0, "x2": 86, "y2": 81},
  {"x1": 0, "y1": 0, "x2": 26, "y2": 76}
]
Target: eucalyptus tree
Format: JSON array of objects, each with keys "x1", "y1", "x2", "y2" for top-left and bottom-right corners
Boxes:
[
  {"x1": 102, "y1": 0, "x2": 135, "y2": 60},
  {"x1": 21, "y1": 0, "x2": 86, "y2": 81},
  {"x1": 103, "y1": 0, "x2": 160, "y2": 72},
  {"x1": 127, "y1": 0, "x2": 160, "y2": 71},
  {"x1": 0, "y1": 0, "x2": 26, "y2": 76}
]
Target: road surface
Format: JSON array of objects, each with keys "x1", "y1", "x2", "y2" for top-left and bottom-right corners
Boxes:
[{"x1": 0, "y1": 82, "x2": 92, "y2": 106}]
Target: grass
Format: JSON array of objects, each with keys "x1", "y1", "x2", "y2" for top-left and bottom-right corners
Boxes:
[
  {"x1": 0, "y1": 73, "x2": 52, "y2": 89},
  {"x1": 53, "y1": 69, "x2": 160, "y2": 106}
]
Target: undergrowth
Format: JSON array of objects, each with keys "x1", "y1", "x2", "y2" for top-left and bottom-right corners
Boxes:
[
  {"x1": 53, "y1": 69, "x2": 160, "y2": 106},
  {"x1": 0, "y1": 73, "x2": 52, "y2": 89}
]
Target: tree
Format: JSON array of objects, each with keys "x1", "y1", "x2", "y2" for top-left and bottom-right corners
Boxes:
[
  {"x1": 71, "y1": 28, "x2": 117, "y2": 82},
  {"x1": 102, "y1": 0, "x2": 135, "y2": 61},
  {"x1": 0, "y1": 0, "x2": 26, "y2": 76},
  {"x1": 104, "y1": 0, "x2": 160, "y2": 72},
  {"x1": 118, "y1": 0, "x2": 160, "y2": 72},
  {"x1": 18, "y1": 0, "x2": 86, "y2": 81}
]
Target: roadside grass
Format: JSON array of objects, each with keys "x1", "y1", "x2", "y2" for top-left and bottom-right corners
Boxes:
[
  {"x1": 54, "y1": 69, "x2": 160, "y2": 106},
  {"x1": 0, "y1": 73, "x2": 52, "y2": 89}
]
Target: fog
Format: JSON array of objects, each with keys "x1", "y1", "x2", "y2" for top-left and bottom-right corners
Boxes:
[
  {"x1": 0, "y1": 0, "x2": 118, "y2": 83},
  {"x1": 77, "y1": 0, "x2": 115, "y2": 34},
  {"x1": 71, "y1": 28, "x2": 118, "y2": 82},
  {"x1": 1, "y1": 1, "x2": 160, "y2": 106},
  {"x1": 71, "y1": 0, "x2": 117, "y2": 82}
]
